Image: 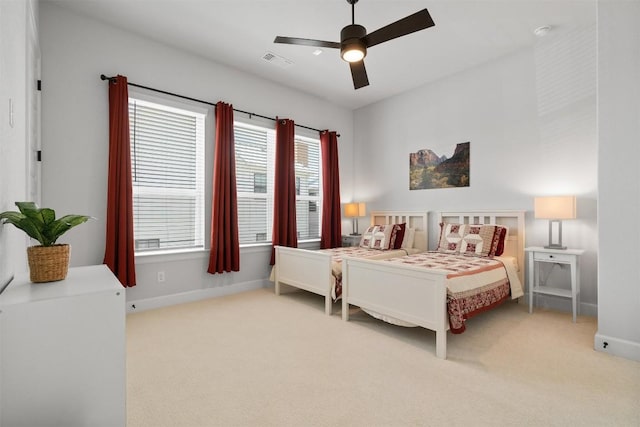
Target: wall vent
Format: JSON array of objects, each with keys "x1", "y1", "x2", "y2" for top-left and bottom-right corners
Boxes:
[{"x1": 261, "y1": 51, "x2": 294, "y2": 69}]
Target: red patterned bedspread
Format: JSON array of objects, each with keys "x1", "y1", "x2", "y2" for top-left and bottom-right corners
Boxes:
[
  {"x1": 322, "y1": 247, "x2": 411, "y2": 301},
  {"x1": 382, "y1": 252, "x2": 511, "y2": 334}
]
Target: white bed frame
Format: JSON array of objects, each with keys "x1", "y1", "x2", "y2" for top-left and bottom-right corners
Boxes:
[
  {"x1": 274, "y1": 211, "x2": 429, "y2": 315},
  {"x1": 341, "y1": 210, "x2": 525, "y2": 359}
]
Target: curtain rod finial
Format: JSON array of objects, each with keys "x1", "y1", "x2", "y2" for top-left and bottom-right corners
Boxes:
[{"x1": 101, "y1": 74, "x2": 117, "y2": 82}]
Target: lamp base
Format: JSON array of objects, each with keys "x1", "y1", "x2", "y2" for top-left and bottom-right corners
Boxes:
[
  {"x1": 544, "y1": 244, "x2": 567, "y2": 250},
  {"x1": 546, "y1": 219, "x2": 567, "y2": 250},
  {"x1": 351, "y1": 217, "x2": 359, "y2": 236},
  {"x1": 349, "y1": 233, "x2": 361, "y2": 236}
]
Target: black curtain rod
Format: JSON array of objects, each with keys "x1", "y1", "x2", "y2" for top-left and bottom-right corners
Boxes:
[{"x1": 100, "y1": 74, "x2": 338, "y2": 136}]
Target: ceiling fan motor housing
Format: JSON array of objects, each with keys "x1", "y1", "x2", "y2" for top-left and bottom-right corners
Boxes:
[{"x1": 340, "y1": 24, "x2": 367, "y2": 62}]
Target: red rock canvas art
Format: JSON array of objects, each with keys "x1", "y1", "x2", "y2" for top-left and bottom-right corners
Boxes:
[{"x1": 409, "y1": 142, "x2": 470, "y2": 190}]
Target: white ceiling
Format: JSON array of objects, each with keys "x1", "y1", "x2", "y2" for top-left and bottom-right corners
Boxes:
[{"x1": 48, "y1": 0, "x2": 596, "y2": 110}]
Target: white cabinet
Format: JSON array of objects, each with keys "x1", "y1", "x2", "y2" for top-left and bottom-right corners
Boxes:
[{"x1": 0, "y1": 265, "x2": 126, "y2": 427}]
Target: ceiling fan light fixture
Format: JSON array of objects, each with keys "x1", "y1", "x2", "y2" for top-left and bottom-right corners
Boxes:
[
  {"x1": 341, "y1": 43, "x2": 366, "y2": 62},
  {"x1": 340, "y1": 24, "x2": 367, "y2": 63}
]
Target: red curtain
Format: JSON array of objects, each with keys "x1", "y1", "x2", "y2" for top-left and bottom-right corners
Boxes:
[
  {"x1": 319, "y1": 131, "x2": 342, "y2": 248},
  {"x1": 270, "y1": 118, "x2": 297, "y2": 265},
  {"x1": 208, "y1": 102, "x2": 240, "y2": 273},
  {"x1": 103, "y1": 75, "x2": 136, "y2": 287}
]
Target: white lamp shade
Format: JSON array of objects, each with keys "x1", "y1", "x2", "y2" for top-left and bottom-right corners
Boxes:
[
  {"x1": 534, "y1": 196, "x2": 576, "y2": 219},
  {"x1": 344, "y1": 202, "x2": 366, "y2": 218}
]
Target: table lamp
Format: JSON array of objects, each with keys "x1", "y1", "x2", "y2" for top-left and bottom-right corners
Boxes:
[
  {"x1": 534, "y1": 196, "x2": 576, "y2": 250},
  {"x1": 344, "y1": 202, "x2": 366, "y2": 235}
]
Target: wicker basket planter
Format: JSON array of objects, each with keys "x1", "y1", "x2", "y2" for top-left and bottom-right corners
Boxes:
[
  {"x1": 27, "y1": 244, "x2": 71, "y2": 283},
  {"x1": 1, "y1": 203, "x2": 90, "y2": 283}
]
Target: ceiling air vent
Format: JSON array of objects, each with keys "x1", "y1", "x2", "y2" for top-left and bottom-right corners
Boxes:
[{"x1": 261, "y1": 51, "x2": 294, "y2": 69}]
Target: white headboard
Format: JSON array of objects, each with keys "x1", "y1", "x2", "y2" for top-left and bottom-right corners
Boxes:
[
  {"x1": 439, "y1": 211, "x2": 526, "y2": 285},
  {"x1": 369, "y1": 211, "x2": 429, "y2": 251}
]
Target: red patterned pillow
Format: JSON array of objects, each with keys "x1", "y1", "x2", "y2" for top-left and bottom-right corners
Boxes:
[
  {"x1": 490, "y1": 226, "x2": 508, "y2": 256},
  {"x1": 390, "y1": 223, "x2": 406, "y2": 249},
  {"x1": 459, "y1": 224, "x2": 496, "y2": 257},
  {"x1": 372, "y1": 224, "x2": 394, "y2": 250},
  {"x1": 359, "y1": 226, "x2": 378, "y2": 248},
  {"x1": 436, "y1": 223, "x2": 467, "y2": 253}
]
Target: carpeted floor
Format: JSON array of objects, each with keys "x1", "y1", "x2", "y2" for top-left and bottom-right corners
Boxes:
[{"x1": 126, "y1": 287, "x2": 640, "y2": 427}]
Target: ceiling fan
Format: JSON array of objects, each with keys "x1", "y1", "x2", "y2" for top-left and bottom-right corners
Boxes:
[{"x1": 274, "y1": 0, "x2": 435, "y2": 90}]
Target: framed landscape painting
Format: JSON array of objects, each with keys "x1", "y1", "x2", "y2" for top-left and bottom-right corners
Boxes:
[{"x1": 409, "y1": 142, "x2": 470, "y2": 190}]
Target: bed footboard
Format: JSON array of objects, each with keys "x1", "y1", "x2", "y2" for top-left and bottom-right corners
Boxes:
[
  {"x1": 342, "y1": 257, "x2": 450, "y2": 359},
  {"x1": 274, "y1": 246, "x2": 334, "y2": 315}
]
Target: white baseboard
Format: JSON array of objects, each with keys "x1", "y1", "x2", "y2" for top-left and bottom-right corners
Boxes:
[
  {"x1": 594, "y1": 333, "x2": 640, "y2": 362},
  {"x1": 526, "y1": 292, "x2": 597, "y2": 317},
  {"x1": 126, "y1": 279, "x2": 269, "y2": 313}
]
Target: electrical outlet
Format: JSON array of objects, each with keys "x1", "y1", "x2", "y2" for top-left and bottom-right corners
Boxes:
[{"x1": 157, "y1": 271, "x2": 165, "y2": 282}]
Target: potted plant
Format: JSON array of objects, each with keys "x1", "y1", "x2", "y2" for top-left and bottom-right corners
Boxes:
[{"x1": 0, "y1": 202, "x2": 92, "y2": 283}]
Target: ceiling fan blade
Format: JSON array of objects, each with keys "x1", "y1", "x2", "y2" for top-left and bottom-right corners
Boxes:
[
  {"x1": 363, "y1": 9, "x2": 435, "y2": 48},
  {"x1": 349, "y1": 60, "x2": 369, "y2": 90},
  {"x1": 274, "y1": 36, "x2": 341, "y2": 49}
]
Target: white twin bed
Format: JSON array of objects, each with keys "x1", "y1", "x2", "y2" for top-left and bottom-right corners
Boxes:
[
  {"x1": 274, "y1": 210, "x2": 525, "y2": 359},
  {"x1": 342, "y1": 211, "x2": 524, "y2": 359},
  {"x1": 274, "y1": 211, "x2": 429, "y2": 315}
]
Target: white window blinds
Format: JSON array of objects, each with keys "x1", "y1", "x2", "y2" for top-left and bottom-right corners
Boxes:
[
  {"x1": 234, "y1": 123, "x2": 274, "y2": 245},
  {"x1": 234, "y1": 121, "x2": 322, "y2": 245},
  {"x1": 295, "y1": 135, "x2": 322, "y2": 240},
  {"x1": 129, "y1": 98, "x2": 205, "y2": 253}
]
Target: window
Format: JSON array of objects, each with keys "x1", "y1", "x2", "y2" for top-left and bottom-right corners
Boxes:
[
  {"x1": 294, "y1": 135, "x2": 322, "y2": 240},
  {"x1": 254, "y1": 172, "x2": 267, "y2": 193},
  {"x1": 129, "y1": 97, "x2": 206, "y2": 253},
  {"x1": 234, "y1": 123, "x2": 273, "y2": 245},
  {"x1": 234, "y1": 121, "x2": 322, "y2": 245}
]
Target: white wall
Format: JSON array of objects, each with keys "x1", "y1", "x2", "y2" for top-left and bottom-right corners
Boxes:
[
  {"x1": 354, "y1": 23, "x2": 598, "y2": 314},
  {"x1": 39, "y1": 2, "x2": 354, "y2": 308},
  {"x1": 595, "y1": 0, "x2": 640, "y2": 361}
]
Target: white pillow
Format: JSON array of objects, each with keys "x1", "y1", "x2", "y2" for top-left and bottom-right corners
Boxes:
[{"x1": 401, "y1": 228, "x2": 416, "y2": 249}]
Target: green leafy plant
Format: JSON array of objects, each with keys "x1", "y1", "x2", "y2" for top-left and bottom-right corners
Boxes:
[{"x1": 0, "y1": 202, "x2": 92, "y2": 247}]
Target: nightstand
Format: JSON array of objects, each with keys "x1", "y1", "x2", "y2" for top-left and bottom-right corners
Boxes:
[
  {"x1": 341, "y1": 235, "x2": 361, "y2": 247},
  {"x1": 525, "y1": 247, "x2": 585, "y2": 322}
]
